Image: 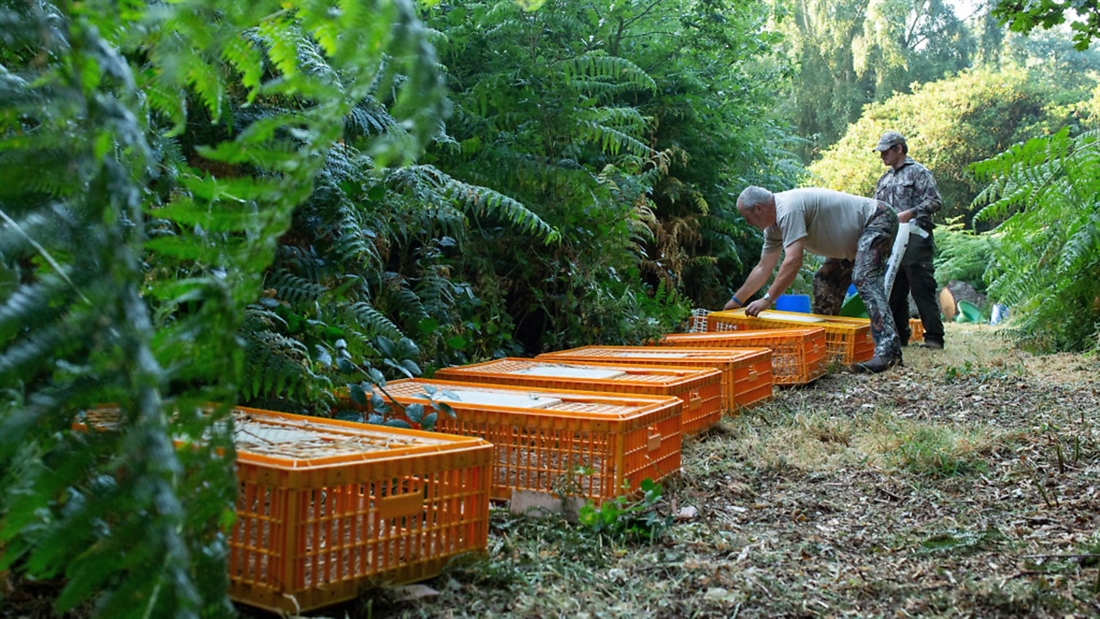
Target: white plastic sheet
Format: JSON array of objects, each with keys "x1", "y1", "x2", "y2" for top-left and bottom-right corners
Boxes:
[{"x1": 883, "y1": 223, "x2": 928, "y2": 295}]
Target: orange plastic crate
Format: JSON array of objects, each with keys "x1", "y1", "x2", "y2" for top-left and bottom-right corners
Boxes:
[
  {"x1": 909, "y1": 318, "x2": 925, "y2": 342},
  {"x1": 703, "y1": 309, "x2": 875, "y2": 365},
  {"x1": 370, "y1": 379, "x2": 683, "y2": 504},
  {"x1": 661, "y1": 328, "x2": 827, "y2": 385},
  {"x1": 534, "y1": 346, "x2": 773, "y2": 414},
  {"x1": 434, "y1": 358, "x2": 723, "y2": 437},
  {"x1": 227, "y1": 407, "x2": 492, "y2": 614}
]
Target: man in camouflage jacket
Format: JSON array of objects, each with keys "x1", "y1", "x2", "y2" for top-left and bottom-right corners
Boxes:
[{"x1": 872, "y1": 131, "x2": 945, "y2": 349}]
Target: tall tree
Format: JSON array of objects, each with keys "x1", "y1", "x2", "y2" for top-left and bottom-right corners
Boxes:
[
  {"x1": 777, "y1": 0, "x2": 975, "y2": 158},
  {"x1": 809, "y1": 68, "x2": 1072, "y2": 227},
  {"x1": 861, "y1": 0, "x2": 975, "y2": 97}
]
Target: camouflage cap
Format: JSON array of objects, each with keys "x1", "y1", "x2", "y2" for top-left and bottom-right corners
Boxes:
[{"x1": 873, "y1": 131, "x2": 907, "y2": 152}]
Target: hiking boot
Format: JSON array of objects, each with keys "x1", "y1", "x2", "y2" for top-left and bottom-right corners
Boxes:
[
  {"x1": 918, "y1": 340, "x2": 944, "y2": 350},
  {"x1": 852, "y1": 355, "x2": 902, "y2": 374}
]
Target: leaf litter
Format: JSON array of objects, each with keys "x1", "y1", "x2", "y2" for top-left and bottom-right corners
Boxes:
[
  {"x1": 361, "y1": 324, "x2": 1099, "y2": 618},
  {"x1": 6, "y1": 325, "x2": 1098, "y2": 618}
]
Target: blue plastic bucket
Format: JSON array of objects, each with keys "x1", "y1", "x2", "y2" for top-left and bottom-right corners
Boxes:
[{"x1": 775, "y1": 294, "x2": 811, "y2": 313}]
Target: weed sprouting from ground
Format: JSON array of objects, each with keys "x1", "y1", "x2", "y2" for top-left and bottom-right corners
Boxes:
[
  {"x1": 578, "y1": 478, "x2": 672, "y2": 541},
  {"x1": 918, "y1": 526, "x2": 1009, "y2": 555}
]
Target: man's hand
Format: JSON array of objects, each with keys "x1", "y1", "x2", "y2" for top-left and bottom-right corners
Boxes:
[
  {"x1": 723, "y1": 299, "x2": 741, "y2": 311},
  {"x1": 745, "y1": 298, "x2": 771, "y2": 317},
  {"x1": 897, "y1": 209, "x2": 915, "y2": 223}
]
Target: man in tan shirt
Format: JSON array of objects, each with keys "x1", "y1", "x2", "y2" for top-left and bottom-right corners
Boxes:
[{"x1": 724, "y1": 186, "x2": 902, "y2": 372}]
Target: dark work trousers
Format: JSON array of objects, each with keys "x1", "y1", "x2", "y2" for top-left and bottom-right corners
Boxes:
[
  {"x1": 812, "y1": 204, "x2": 902, "y2": 362},
  {"x1": 889, "y1": 231, "x2": 944, "y2": 346}
]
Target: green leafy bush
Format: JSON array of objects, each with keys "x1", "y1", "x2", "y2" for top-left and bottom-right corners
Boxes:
[
  {"x1": 810, "y1": 68, "x2": 1074, "y2": 228},
  {"x1": 420, "y1": 0, "x2": 802, "y2": 329},
  {"x1": 972, "y1": 127, "x2": 1100, "y2": 352},
  {"x1": 933, "y1": 224, "x2": 999, "y2": 292}
]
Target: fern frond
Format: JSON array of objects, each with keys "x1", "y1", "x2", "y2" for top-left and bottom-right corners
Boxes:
[
  {"x1": 346, "y1": 101, "x2": 398, "y2": 139},
  {"x1": 342, "y1": 301, "x2": 401, "y2": 340},
  {"x1": 576, "y1": 119, "x2": 652, "y2": 159},
  {"x1": 387, "y1": 165, "x2": 560, "y2": 242},
  {"x1": 1059, "y1": 205, "x2": 1100, "y2": 273},
  {"x1": 390, "y1": 284, "x2": 428, "y2": 319},
  {"x1": 560, "y1": 52, "x2": 657, "y2": 93},
  {"x1": 240, "y1": 326, "x2": 313, "y2": 401},
  {"x1": 265, "y1": 268, "x2": 328, "y2": 305}
]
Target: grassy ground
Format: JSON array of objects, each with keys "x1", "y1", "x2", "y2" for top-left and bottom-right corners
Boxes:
[{"x1": 332, "y1": 323, "x2": 1100, "y2": 619}]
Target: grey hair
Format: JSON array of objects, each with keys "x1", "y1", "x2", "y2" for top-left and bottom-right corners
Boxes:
[{"x1": 737, "y1": 186, "x2": 772, "y2": 209}]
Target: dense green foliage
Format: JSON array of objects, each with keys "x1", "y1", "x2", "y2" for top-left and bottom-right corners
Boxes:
[
  {"x1": 421, "y1": 0, "x2": 803, "y2": 328},
  {"x1": 808, "y1": 68, "x2": 1075, "y2": 227},
  {"x1": 974, "y1": 0, "x2": 1100, "y2": 354},
  {"x1": 932, "y1": 225, "x2": 998, "y2": 293},
  {"x1": 1, "y1": 0, "x2": 808, "y2": 613},
  {"x1": 993, "y1": 0, "x2": 1100, "y2": 50},
  {"x1": 0, "y1": 0, "x2": 446, "y2": 615},
  {"x1": 971, "y1": 128, "x2": 1100, "y2": 352},
  {"x1": 776, "y1": 0, "x2": 975, "y2": 159}
]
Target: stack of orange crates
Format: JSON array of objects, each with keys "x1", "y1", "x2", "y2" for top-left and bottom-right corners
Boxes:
[
  {"x1": 229, "y1": 408, "x2": 492, "y2": 614},
  {"x1": 369, "y1": 379, "x2": 683, "y2": 504},
  {"x1": 660, "y1": 328, "x2": 827, "y2": 385},
  {"x1": 434, "y1": 358, "x2": 723, "y2": 436},
  {"x1": 534, "y1": 346, "x2": 773, "y2": 414},
  {"x1": 702, "y1": 309, "x2": 874, "y2": 365}
]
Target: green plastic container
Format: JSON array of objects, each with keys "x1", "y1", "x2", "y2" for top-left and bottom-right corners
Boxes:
[{"x1": 955, "y1": 300, "x2": 984, "y2": 323}]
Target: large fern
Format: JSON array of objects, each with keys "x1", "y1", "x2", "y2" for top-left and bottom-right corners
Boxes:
[
  {"x1": 0, "y1": 8, "x2": 234, "y2": 617},
  {"x1": 240, "y1": 127, "x2": 559, "y2": 410},
  {"x1": 0, "y1": 0, "x2": 447, "y2": 616},
  {"x1": 972, "y1": 126, "x2": 1100, "y2": 352}
]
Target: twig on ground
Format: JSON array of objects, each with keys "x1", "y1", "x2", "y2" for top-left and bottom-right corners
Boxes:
[{"x1": 1021, "y1": 553, "x2": 1100, "y2": 560}]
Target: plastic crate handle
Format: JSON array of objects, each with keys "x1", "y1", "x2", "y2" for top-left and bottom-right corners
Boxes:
[
  {"x1": 378, "y1": 490, "x2": 425, "y2": 520},
  {"x1": 688, "y1": 392, "x2": 702, "y2": 410},
  {"x1": 647, "y1": 427, "x2": 661, "y2": 452}
]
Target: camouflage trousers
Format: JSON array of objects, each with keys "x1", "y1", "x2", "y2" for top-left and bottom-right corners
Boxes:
[{"x1": 811, "y1": 203, "x2": 902, "y2": 362}]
